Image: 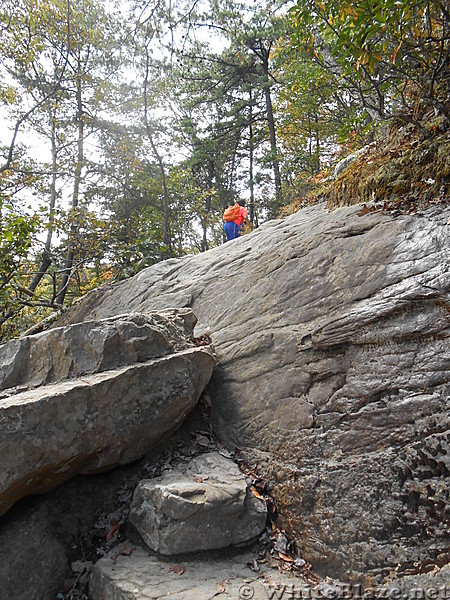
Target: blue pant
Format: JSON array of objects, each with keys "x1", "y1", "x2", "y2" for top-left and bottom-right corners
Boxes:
[{"x1": 224, "y1": 221, "x2": 240, "y2": 241}]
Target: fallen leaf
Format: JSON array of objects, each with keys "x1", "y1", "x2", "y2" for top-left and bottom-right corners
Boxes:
[
  {"x1": 64, "y1": 577, "x2": 76, "y2": 592},
  {"x1": 117, "y1": 488, "x2": 133, "y2": 503},
  {"x1": 247, "y1": 558, "x2": 260, "y2": 572},
  {"x1": 250, "y1": 486, "x2": 264, "y2": 500},
  {"x1": 218, "y1": 449, "x2": 232, "y2": 459},
  {"x1": 356, "y1": 204, "x2": 376, "y2": 217},
  {"x1": 278, "y1": 551, "x2": 295, "y2": 563},
  {"x1": 273, "y1": 530, "x2": 289, "y2": 553},
  {"x1": 196, "y1": 434, "x2": 212, "y2": 447},
  {"x1": 106, "y1": 523, "x2": 120, "y2": 541},
  {"x1": 194, "y1": 334, "x2": 211, "y2": 346},
  {"x1": 71, "y1": 560, "x2": 93, "y2": 573},
  {"x1": 169, "y1": 564, "x2": 186, "y2": 576}
]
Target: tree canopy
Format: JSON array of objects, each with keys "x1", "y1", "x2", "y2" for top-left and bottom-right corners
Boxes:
[{"x1": 0, "y1": 0, "x2": 448, "y2": 339}]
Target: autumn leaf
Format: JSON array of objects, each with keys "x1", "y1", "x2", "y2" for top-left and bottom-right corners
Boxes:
[
  {"x1": 250, "y1": 486, "x2": 264, "y2": 500},
  {"x1": 247, "y1": 558, "x2": 260, "y2": 572},
  {"x1": 169, "y1": 564, "x2": 186, "y2": 576},
  {"x1": 391, "y1": 40, "x2": 403, "y2": 64},
  {"x1": 121, "y1": 545, "x2": 132, "y2": 556},
  {"x1": 278, "y1": 552, "x2": 295, "y2": 563},
  {"x1": 106, "y1": 523, "x2": 120, "y2": 541}
]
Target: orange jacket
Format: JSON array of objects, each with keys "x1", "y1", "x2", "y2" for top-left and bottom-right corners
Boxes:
[{"x1": 234, "y1": 205, "x2": 248, "y2": 226}]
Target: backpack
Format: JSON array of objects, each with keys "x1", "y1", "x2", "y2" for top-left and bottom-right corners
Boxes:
[{"x1": 223, "y1": 204, "x2": 241, "y2": 222}]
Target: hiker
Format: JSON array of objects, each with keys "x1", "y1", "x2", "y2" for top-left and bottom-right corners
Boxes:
[{"x1": 223, "y1": 199, "x2": 251, "y2": 241}]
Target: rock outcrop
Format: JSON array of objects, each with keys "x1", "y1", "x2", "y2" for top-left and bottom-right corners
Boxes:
[
  {"x1": 89, "y1": 543, "x2": 311, "y2": 600},
  {"x1": 0, "y1": 309, "x2": 198, "y2": 391},
  {"x1": 0, "y1": 310, "x2": 215, "y2": 517},
  {"x1": 51, "y1": 204, "x2": 450, "y2": 582},
  {"x1": 129, "y1": 452, "x2": 267, "y2": 554},
  {"x1": 334, "y1": 145, "x2": 370, "y2": 179}
]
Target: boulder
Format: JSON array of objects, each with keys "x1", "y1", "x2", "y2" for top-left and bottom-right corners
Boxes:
[
  {"x1": 129, "y1": 452, "x2": 267, "y2": 554},
  {"x1": 89, "y1": 543, "x2": 311, "y2": 600},
  {"x1": 0, "y1": 309, "x2": 197, "y2": 392},
  {"x1": 0, "y1": 508, "x2": 68, "y2": 600},
  {"x1": 51, "y1": 204, "x2": 450, "y2": 582},
  {"x1": 0, "y1": 408, "x2": 215, "y2": 600},
  {"x1": 0, "y1": 310, "x2": 215, "y2": 517}
]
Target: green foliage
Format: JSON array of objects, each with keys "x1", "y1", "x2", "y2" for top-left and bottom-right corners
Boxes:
[
  {"x1": 288, "y1": 0, "x2": 449, "y2": 120},
  {"x1": 0, "y1": 0, "x2": 447, "y2": 338},
  {"x1": 0, "y1": 205, "x2": 40, "y2": 338},
  {"x1": 167, "y1": 167, "x2": 223, "y2": 253}
]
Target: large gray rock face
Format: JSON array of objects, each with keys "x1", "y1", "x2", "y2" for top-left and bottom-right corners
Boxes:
[
  {"x1": 0, "y1": 310, "x2": 215, "y2": 517},
  {"x1": 129, "y1": 452, "x2": 267, "y2": 554},
  {"x1": 51, "y1": 204, "x2": 450, "y2": 582}
]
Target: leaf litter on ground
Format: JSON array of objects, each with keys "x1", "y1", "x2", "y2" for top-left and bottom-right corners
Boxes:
[{"x1": 56, "y1": 394, "x2": 321, "y2": 598}]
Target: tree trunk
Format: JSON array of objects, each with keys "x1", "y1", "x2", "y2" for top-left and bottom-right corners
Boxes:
[
  {"x1": 55, "y1": 62, "x2": 84, "y2": 306},
  {"x1": 308, "y1": 117, "x2": 313, "y2": 175},
  {"x1": 249, "y1": 90, "x2": 255, "y2": 224},
  {"x1": 261, "y1": 55, "x2": 282, "y2": 216},
  {"x1": 143, "y1": 47, "x2": 171, "y2": 251},
  {"x1": 201, "y1": 218, "x2": 208, "y2": 252},
  {"x1": 29, "y1": 106, "x2": 58, "y2": 293},
  {"x1": 314, "y1": 112, "x2": 321, "y2": 174}
]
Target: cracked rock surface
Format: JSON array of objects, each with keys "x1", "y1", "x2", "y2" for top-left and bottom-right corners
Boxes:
[
  {"x1": 53, "y1": 204, "x2": 450, "y2": 582},
  {"x1": 129, "y1": 452, "x2": 267, "y2": 554},
  {"x1": 89, "y1": 543, "x2": 311, "y2": 600},
  {"x1": 0, "y1": 310, "x2": 215, "y2": 517}
]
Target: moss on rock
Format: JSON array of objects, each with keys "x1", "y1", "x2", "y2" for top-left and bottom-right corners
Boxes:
[{"x1": 324, "y1": 118, "x2": 449, "y2": 210}]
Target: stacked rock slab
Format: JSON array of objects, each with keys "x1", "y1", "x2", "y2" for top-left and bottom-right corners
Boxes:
[
  {"x1": 91, "y1": 452, "x2": 270, "y2": 600},
  {"x1": 129, "y1": 452, "x2": 267, "y2": 554},
  {"x1": 0, "y1": 309, "x2": 215, "y2": 517}
]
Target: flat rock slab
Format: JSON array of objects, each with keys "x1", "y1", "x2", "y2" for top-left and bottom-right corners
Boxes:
[
  {"x1": 89, "y1": 543, "x2": 311, "y2": 600},
  {"x1": 0, "y1": 309, "x2": 196, "y2": 393},
  {"x1": 0, "y1": 311, "x2": 215, "y2": 517},
  {"x1": 129, "y1": 452, "x2": 267, "y2": 554},
  {"x1": 382, "y1": 565, "x2": 450, "y2": 598}
]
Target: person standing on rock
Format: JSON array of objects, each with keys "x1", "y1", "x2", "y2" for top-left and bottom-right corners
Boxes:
[{"x1": 223, "y1": 199, "x2": 251, "y2": 241}]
